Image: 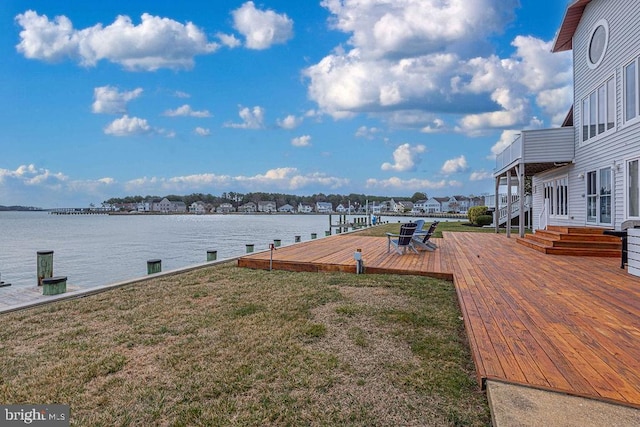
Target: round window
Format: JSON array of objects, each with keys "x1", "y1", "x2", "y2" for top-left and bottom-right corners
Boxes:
[{"x1": 587, "y1": 19, "x2": 609, "y2": 69}]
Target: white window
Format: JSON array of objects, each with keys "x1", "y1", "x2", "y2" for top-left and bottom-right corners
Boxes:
[
  {"x1": 624, "y1": 58, "x2": 639, "y2": 123},
  {"x1": 582, "y1": 76, "x2": 616, "y2": 143},
  {"x1": 628, "y1": 159, "x2": 640, "y2": 218},
  {"x1": 544, "y1": 176, "x2": 568, "y2": 218},
  {"x1": 587, "y1": 19, "x2": 609, "y2": 69}
]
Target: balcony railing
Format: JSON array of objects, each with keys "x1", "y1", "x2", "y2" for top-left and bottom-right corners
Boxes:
[{"x1": 495, "y1": 134, "x2": 522, "y2": 172}]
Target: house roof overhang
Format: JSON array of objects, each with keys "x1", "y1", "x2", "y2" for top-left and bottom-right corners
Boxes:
[{"x1": 552, "y1": 0, "x2": 593, "y2": 53}]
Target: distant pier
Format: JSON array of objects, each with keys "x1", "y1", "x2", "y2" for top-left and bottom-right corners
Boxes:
[{"x1": 49, "y1": 208, "x2": 111, "y2": 215}]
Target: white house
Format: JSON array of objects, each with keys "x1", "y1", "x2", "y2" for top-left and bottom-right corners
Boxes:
[
  {"x1": 258, "y1": 201, "x2": 277, "y2": 213},
  {"x1": 494, "y1": 0, "x2": 640, "y2": 235},
  {"x1": 393, "y1": 200, "x2": 413, "y2": 213},
  {"x1": 278, "y1": 203, "x2": 295, "y2": 213},
  {"x1": 453, "y1": 196, "x2": 472, "y2": 214},
  {"x1": 316, "y1": 202, "x2": 333, "y2": 213},
  {"x1": 412, "y1": 200, "x2": 427, "y2": 214},
  {"x1": 238, "y1": 202, "x2": 257, "y2": 213},
  {"x1": 439, "y1": 196, "x2": 460, "y2": 213},
  {"x1": 298, "y1": 204, "x2": 313, "y2": 213},
  {"x1": 336, "y1": 203, "x2": 355, "y2": 213},
  {"x1": 370, "y1": 203, "x2": 382, "y2": 214},
  {"x1": 424, "y1": 197, "x2": 443, "y2": 213},
  {"x1": 216, "y1": 203, "x2": 235, "y2": 213},
  {"x1": 189, "y1": 202, "x2": 207, "y2": 214},
  {"x1": 151, "y1": 198, "x2": 185, "y2": 213}
]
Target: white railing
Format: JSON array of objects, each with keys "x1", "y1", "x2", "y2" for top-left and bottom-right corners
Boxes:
[
  {"x1": 538, "y1": 199, "x2": 549, "y2": 231},
  {"x1": 495, "y1": 134, "x2": 522, "y2": 172},
  {"x1": 496, "y1": 195, "x2": 531, "y2": 226},
  {"x1": 485, "y1": 193, "x2": 521, "y2": 209}
]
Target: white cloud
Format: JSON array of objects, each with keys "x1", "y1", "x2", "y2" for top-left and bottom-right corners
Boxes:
[
  {"x1": 470, "y1": 170, "x2": 492, "y2": 181},
  {"x1": 224, "y1": 105, "x2": 265, "y2": 129},
  {"x1": 441, "y1": 155, "x2": 468, "y2": 175},
  {"x1": 124, "y1": 168, "x2": 349, "y2": 193},
  {"x1": 0, "y1": 164, "x2": 67, "y2": 186},
  {"x1": 15, "y1": 10, "x2": 218, "y2": 71},
  {"x1": 365, "y1": 176, "x2": 462, "y2": 191},
  {"x1": 420, "y1": 118, "x2": 445, "y2": 133},
  {"x1": 232, "y1": 1, "x2": 293, "y2": 50},
  {"x1": 194, "y1": 127, "x2": 211, "y2": 136},
  {"x1": 0, "y1": 164, "x2": 117, "y2": 207},
  {"x1": 355, "y1": 126, "x2": 382, "y2": 139},
  {"x1": 104, "y1": 115, "x2": 152, "y2": 136},
  {"x1": 321, "y1": 0, "x2": 516, "y2": 59},
  {"x1": 303, "y1": 0, "x2": 572, "y2": 135},
  {"x1": 291, "y1": 135, "x2": 311, "y2": 147},
  {"x1": 174, "y1": 91, "x2": 190, "y2": 98},
  {"x1": 277, "y1": 114, "x2": 303, "y2": 129},
  {"x1": 163, "y1": 104, "x2": 211, "y2": 118},
  {"x1": 381, "y1": 143, "x2": 425, "y2": 172},
  {"x1": 217, "y1": 32, "x2": 242, "y2": 48},
  {"x1": 0, "y1": 164, "x2": 350, "y2": 206},
  {"x1": 92, "y1": 86, "x2": 143, "y2": 114}
]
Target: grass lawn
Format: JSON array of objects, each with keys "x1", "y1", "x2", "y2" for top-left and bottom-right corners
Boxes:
[
  {"x1": 0, "y1": 262, "x2": 491, "y2": 426},
  {"x1": 355, "y1": 220, "x2": 501, "y2": 238}
]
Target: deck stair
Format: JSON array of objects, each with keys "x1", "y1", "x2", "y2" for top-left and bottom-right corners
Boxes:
[{"x1": 516, "y1": 225, "x2": 622, "y2": 257}]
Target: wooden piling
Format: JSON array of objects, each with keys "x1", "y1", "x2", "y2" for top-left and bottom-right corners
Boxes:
[
  {"x1": 147, "y1": 259, "x2": 162, "y2": 274},
  {"x1": 37, "y1": 250, "x2": 54, "y2": 286},
  {"x1": 42, "y1": 276, "x2": 67, "y2": 295}
]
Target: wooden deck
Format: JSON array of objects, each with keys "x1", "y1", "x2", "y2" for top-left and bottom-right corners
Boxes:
[{"x1": 238, "y1": 232, "x2": 640, "y2": 409}]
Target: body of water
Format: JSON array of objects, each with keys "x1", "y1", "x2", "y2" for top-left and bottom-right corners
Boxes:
[
  {"x1": 0, "y1": 211, "x2": 450, "y2": 291},
  {"x1": 0, "y1": 212, "x2": 337, "y2": 290}
]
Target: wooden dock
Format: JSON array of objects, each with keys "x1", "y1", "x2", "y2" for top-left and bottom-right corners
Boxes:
[{"x1": 238, "y1": 232, "x2": 640, "y2": 408}]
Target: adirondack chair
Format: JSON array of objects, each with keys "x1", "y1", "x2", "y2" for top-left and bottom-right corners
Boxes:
[
  {"x1": 412, "y1": 221, "x2": 439, "y2": 251},
  {"x1": 386, "y1": 223, "x2": 419, "y2": 254}
]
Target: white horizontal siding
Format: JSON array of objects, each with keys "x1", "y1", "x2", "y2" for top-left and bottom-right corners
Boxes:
[
  {"x1": 532, "y1": 165, "x2": 578, "y2": 229},
  {"x1": 522, "y1": 127, "x2": 575, "y2": 163},
  {"x1": 570, "y1": 0, "x2": 640, "y2": 230}
]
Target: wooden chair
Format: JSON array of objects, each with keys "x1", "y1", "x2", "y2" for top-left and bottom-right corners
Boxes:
[
  {"x1": 386, "y1": 223, "x2": 419, "y2": 254},
  {"x1": 412, "y1": 221, "x2": 439, "y2": 251}
]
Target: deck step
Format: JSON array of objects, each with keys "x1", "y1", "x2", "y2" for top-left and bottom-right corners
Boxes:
[
  {"x1": 533, "y1": 229, "x2": 621, "y2": 242},
  {"x1": 517, "y1": 227, "x2": 622, "y2": 257}
]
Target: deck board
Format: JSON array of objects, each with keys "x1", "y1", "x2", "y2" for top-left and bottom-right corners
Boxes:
[{"x1": 238, "y1": 231, "x2": 640, "y2": 408}]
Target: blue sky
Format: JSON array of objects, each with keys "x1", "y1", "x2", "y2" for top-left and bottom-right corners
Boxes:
[{"x1": 0, "y1": 0, "x2": 573, "y2": 207}]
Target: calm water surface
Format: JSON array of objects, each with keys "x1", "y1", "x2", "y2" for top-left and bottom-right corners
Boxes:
[{"x1": 0, "y1": 212, "x2": 338, "y2": 290}]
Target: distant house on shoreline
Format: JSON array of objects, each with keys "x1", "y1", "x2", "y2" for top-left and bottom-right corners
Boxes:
[
  {"x1": 238, "y1": 202, "x2": 257, "y2": 213},
  {"x1": 298, "y1": 203, "x2": 313, "y2": 213},
  {"x1": 316, "y1": 202, "x2": 333, "y2": 213},
  {"x1": 151, "y1": 198, "x2": 186, "y2": 213},
  {"x1": 258, "y1": 201, "x2": 277, "y2": 213},
  {"x1": 216, "y1": 203, "x2": 235, "y2": 213},
  {"x1": 189, "y1": 201, "x2": 208, "y2": 214},
  {"x1": 278, "y1": 204, "x2": 295, "y2": 213}
]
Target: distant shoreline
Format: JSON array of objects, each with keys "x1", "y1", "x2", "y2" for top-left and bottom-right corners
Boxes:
[{"x1": 3, "y1": 209, "x2": 467, "y2": 220}]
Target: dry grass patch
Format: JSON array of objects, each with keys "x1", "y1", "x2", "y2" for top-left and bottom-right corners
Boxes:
[{"x1": 0, "y1": 262, "x2": 489, "y2": 426}]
